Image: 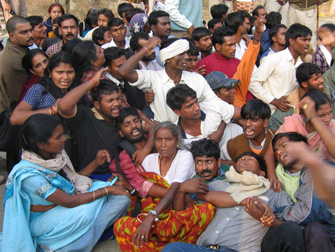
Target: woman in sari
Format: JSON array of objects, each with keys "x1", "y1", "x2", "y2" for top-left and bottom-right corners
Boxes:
[
  {"x1": 1, "y1": 114, "x2": 130, "y2": 252},
  {"x1": 114, "y1": 121, "x2": 215, "y2": 251},
  {"x1": 277, "y1": 90, "x2": 335, "y2": 162}
]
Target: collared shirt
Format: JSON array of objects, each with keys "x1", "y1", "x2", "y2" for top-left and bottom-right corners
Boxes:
[
  {"x1": 312, "y1": 46, "x2": 331, "y2": 74},
  {"x1": 104, "y1": 72, "x2": 124, "y2": 88},
  {"x1": 249, "y1": 48, "x2": 303, "y2": 114},
  {"x1": 197, "y1": 179, "x2": 292, "y2": 251},
  {"x1": 235, "y1": 38, "x2": 247, "y2": 60},
  {"x1": 139, "y1": 59, "x2": 164, "y2": 71},
  {"x1": 130, "y1": 69, "x2": 235, "y2": 122},
  {"x1": 102, "y1": 39, "x2": 130, "y2": 49},
  {"x1": 260, "y1": 47, "x2": 277, "y2": 63}
]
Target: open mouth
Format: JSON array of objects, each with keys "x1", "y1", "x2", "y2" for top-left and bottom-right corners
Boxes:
[
  {"x1": 131, "y1": 129, "x2": 141, "y2": 137},
  {"x1": 245, "y1": 129, "x2": 254, "y2": 136}
]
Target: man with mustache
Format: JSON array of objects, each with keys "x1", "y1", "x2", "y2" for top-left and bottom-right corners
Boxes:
[
  {"x1": 0, "y1": 16, "x2": 34, "y2": 113},
  {"x1": 26, "y1": 16, "x2": 48, "y2": 50},
  {"x1": 45, "y1": 14, "x2": 80, "y2": 58},
  {"x1": 164, "y1": 139, "x2": 297, "y2": 252}
]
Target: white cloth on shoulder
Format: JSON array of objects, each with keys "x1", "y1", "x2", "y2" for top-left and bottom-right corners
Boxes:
[
  {"x1": 21, "y1": 150, "x2": 92, "y2": 194},
  {"x1": 159, "y1": 39, "x2": 189, "y2": 64},
  {"x1": 225, "y1": 166, "x2": 270, "y2": 203}
]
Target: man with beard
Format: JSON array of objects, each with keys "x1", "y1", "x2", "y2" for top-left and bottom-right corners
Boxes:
[
  {"x1": 45, "y1": 14, "x2": 80, "y2": 58},
  {"x1": 259, "y1": 132, "x2": 335, "y2": 252},
  {"x1": 58, "y1": 75, "x2": 154, "y2": 182},
  {"x1": 0, "y1": 16, "x2": 34, "y2": 113},
  {"x1": 109, "y1": 107, "x2": 170, "y2": 199},
  {"x1": 191, "y1": 27, "x2": 213, "y2": 59},
  {"x1": 130, "y1": 32, "x2": 163, "y2": 71},
  {"x1": 119, "y1": 37, "x2": 241, "y2": 123}
]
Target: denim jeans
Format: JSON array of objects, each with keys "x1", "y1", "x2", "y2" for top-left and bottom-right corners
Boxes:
[
  {"x1": 57, "y1": 194, "x2": 130, "y2": 252},
  {"x1": 162, "y1": 242, "x2": 236, "y2": 252}
]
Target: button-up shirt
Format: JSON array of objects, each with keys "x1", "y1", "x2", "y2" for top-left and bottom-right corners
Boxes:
[
  {"x1": 249, "y1": 48, "x2": 303, "y2": 114},
  {"x1": 130, "y1": 69, "x2": 235, "y2": 122}
]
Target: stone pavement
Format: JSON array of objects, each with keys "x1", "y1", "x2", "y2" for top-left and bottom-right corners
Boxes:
[{"x1": 0, "y1": 152, "x2": 121, "y2": 252}]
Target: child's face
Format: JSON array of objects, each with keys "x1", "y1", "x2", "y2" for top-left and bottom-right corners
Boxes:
[
  {"x1": 103, "y1": 31, "x2": 112, "y2": 44},
  {"x1": 186, "y1": 55, "x2": 199, "y2": 72}
]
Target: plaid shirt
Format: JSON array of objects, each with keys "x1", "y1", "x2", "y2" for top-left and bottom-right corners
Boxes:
[
  {"x1": 81, "y1": 71, "x2": 152, "y2": 124},
  {"x1": 312, "y1": 48, "x2": 330, "y2": 74},
  {"x1": 45, "y1": 41, "x2": 63, "y2": 58}
]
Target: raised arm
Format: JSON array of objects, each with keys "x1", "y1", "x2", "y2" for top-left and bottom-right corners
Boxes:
[
  {"x1": 118, "y1": 36, "x2": 161, "y2": 83},
  {"x1": 58, "y1": 68, "x2": 107, "y2": 118}
]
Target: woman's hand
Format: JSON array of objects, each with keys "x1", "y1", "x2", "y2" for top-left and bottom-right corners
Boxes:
[
  {"x1": 108, "y1": 173, "x2": 134, "y2": 192},
  {"x1": 298, "y1": 96, "x2": 317, "y2": 121},
  {"x1": 132, "y1": 215, "x2": 155, "y2": 247},
  {"x1": 94, "y1": 150, "x2": 111, "y2": 166},
  {"x1": 107, "y1": 185, "x2": 131, "y2": 198}
]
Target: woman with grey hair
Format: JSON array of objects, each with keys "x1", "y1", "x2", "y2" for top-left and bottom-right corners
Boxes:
[{"x1": 114, "y1": 121, "x2": 214, "y2": 251}]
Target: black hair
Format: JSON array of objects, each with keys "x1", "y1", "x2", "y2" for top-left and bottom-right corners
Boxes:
[
  {"x1": 91, "y1": 79, "x2": 118, "y2": 102},
  {"x1": 80, "y1": 8, "x2": 99, "y2": 36},
  {"x1": 224, "y1": 11, "x2": 245, "y2": 33},
  {"x1": 184, "y1": 38, "x2": 199, "y2": 56},
  {"x1": 271, "y1": 132, "x2": 308, "y2": 154},
  {"x1": 191, "y1": 27, "x2": 212, "y2": 41},
  {"x1": 236, "y1": 151, "x2": 267, "y2": 175},
  {"x1": 320, "y1": 23, "x2": 335, "y2": 32},
  {"x1": 108, "y1": 17, "x2": 124, "y2": 28},
  {"x1": 301, "y1": 90, "x2": 331, "y2": 111},
  {"x1": 22, "y1": 49, "x2": 47, "y2": 75},
  {"x1": 239, "y1": 10, "x2": 251, "y2": 20},
  {"x1": 190, "y1": 138, "x2": 220, "y2": 160},
  {"x1": 98, "y1": 8, "x2": 114, "y2": 21},
  {"x1": 208, "y1": 19, "x2": 223, "y2": 31},
  {"x1": 93, "y1": 26, "x2": 110, "y2": 46},
  {"x1": 265, "y1": 11, "x2": 282, "y2": 30},
  {"x1": 210, "y1": 4, "x2": 229, "y2": 19},
  {"x1": 42, "y1": 37, "x2": 61, "y2": 52},
  {"x1": 148, "y1": 10, "x2": 169, "y2": 26},
  {"x1": 125, "y1": 8, "x2": 144, "y2": 23},
  {"x1": 58, "y1": 14, "x2": 79, "y2": 27},
  {"x1": 269, "y1": 24, "x2": 287, "y2": 43},
  {"x1": 6, "y1": 16, "x2": 29, "y2": 33},
  {"x1": 61, "y1": 38, "x2": 82, "y2": 54},
  {"x1": 104, "y1": 46, "x2": 125, "y2": 66},
  {"x1": 118, "y1": 3, "x2": 134, "y2": 18},
  {"x1": 130, "y1": 31, "x2": 149, "y2": 52},
  {"x1": 22, "y1": 114, "x2": 61, "y2": 155},
  {"x1": 71, "y1": 41, "x2": 97, "y2": 80},
  {"x1": 296, "y1": 63, "x2": 322, "y2": 86},
  {"x1": 285, "y1": 23, "x2": 312, "y2": 47},
  {"x1": 212, "y1": 26, "x2": 235, "y2": 46},
  {"x1": 39, "y1": 51, "x2": 78, "y2": 99},
  {"x1": 118, "y1": 107, "x2": 140, "y2": 130},
  {"x1": 252, "y1": 5, "x2": 266, "y2": 17},
  {"x1": 166, "y1": 84, "x2": 197, "y2": 111},
  {"x1": 160, "y1": 37, "x2": 179, "y2": 50},
  {"x1": 26, "y1": 16, "x2": 43, "y2": 29},
  {"x1": 241, "y1": 99, "x2": 271, "y2": 120}
]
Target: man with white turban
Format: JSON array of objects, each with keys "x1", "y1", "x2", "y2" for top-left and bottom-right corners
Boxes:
[{"x1": 118, "y1": 36, "x2": 241, "y2": 123}]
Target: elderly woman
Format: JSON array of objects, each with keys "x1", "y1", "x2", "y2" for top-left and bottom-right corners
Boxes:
[
  {"x1": 277, "y1": 90, "x2": 335, "y2": 162},
  {"x1": 114, "y1": 121, "x2": 215, "y2": 252},
  {"x1": 1, "y1": 114, "x2": 130, "y2": 252}
]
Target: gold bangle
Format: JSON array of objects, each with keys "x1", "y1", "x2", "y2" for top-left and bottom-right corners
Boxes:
[
  {"x1": 104, "y1": 187, "x2": 109, "y2": 196},
  {"x1": 48, "y1": 107, "x2": 52, "y2": 115},
  {"x1": 93, "y1": 191, "x2": 96, "y2": 201},
  {"x1": 80, "y1": 171, "x2": 89, "y2": 177}
]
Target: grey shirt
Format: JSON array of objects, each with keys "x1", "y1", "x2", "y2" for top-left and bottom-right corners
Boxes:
[{"x1": 197, "y1": 180, "x2": 292, "y2": 252}]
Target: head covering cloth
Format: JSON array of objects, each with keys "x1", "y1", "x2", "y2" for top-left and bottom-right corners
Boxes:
[{"x1": 159, "y1": 39, "x2": 190, "y2": 65}]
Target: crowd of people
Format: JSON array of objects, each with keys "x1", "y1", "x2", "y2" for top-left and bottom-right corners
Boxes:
[{"x1": 0, "y1": 0, "x2": 335, "y2": 251}]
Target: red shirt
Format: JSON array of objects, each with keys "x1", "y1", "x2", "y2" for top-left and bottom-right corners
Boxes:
[{"x1": 195, "y1": 51, "x2": 241, "y2": 78}]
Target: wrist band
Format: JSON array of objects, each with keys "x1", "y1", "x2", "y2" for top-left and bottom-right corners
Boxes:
[
  {"x1": 80, "y1": 171, "x2": 89, "y2": 177},
  {"x1": 99, "y1": 188, "x2": 104, "y2": 197},
  {"x1": 93, "y1": 191, "x2": 96, "y2": 200},
  {"x1": 48, "y1": 107, "x2": 52, "y2": 115},
  {"x1": 306, "y1": 114, "x2": 317, "y2": 123},
  {"x1": 90, "y1": 78, "x2": 99, "y2": 90},
  {"x1": 143, "y1": 47, "x2": 149, "y2": 53},
  {"x1": 50, "y1": 106, "x2": 57, "y2": 115},
  {"x1": 105, "y1": 187, "x2": 109, "y2": 196}
]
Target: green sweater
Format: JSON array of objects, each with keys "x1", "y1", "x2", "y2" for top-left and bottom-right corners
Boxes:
[{"x1": 275, "y1": 163, "x2": 300, "y2": 203}]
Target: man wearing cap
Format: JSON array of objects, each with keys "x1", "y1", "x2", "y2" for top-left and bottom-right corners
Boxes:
[
  {"x1": 166, "y1": 84, "x2": 242, "y2": 151},
  {"x1": 118, "y1": 37, "x2": 241, "y2": 123},
  {"x1": 195, "y1": 18, "x2": 265, "y2": 108}
]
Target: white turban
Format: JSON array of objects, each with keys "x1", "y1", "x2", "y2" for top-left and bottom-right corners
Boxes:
[{"x1": 159, "y1": 39, "x2": 190, "y2": 65}]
